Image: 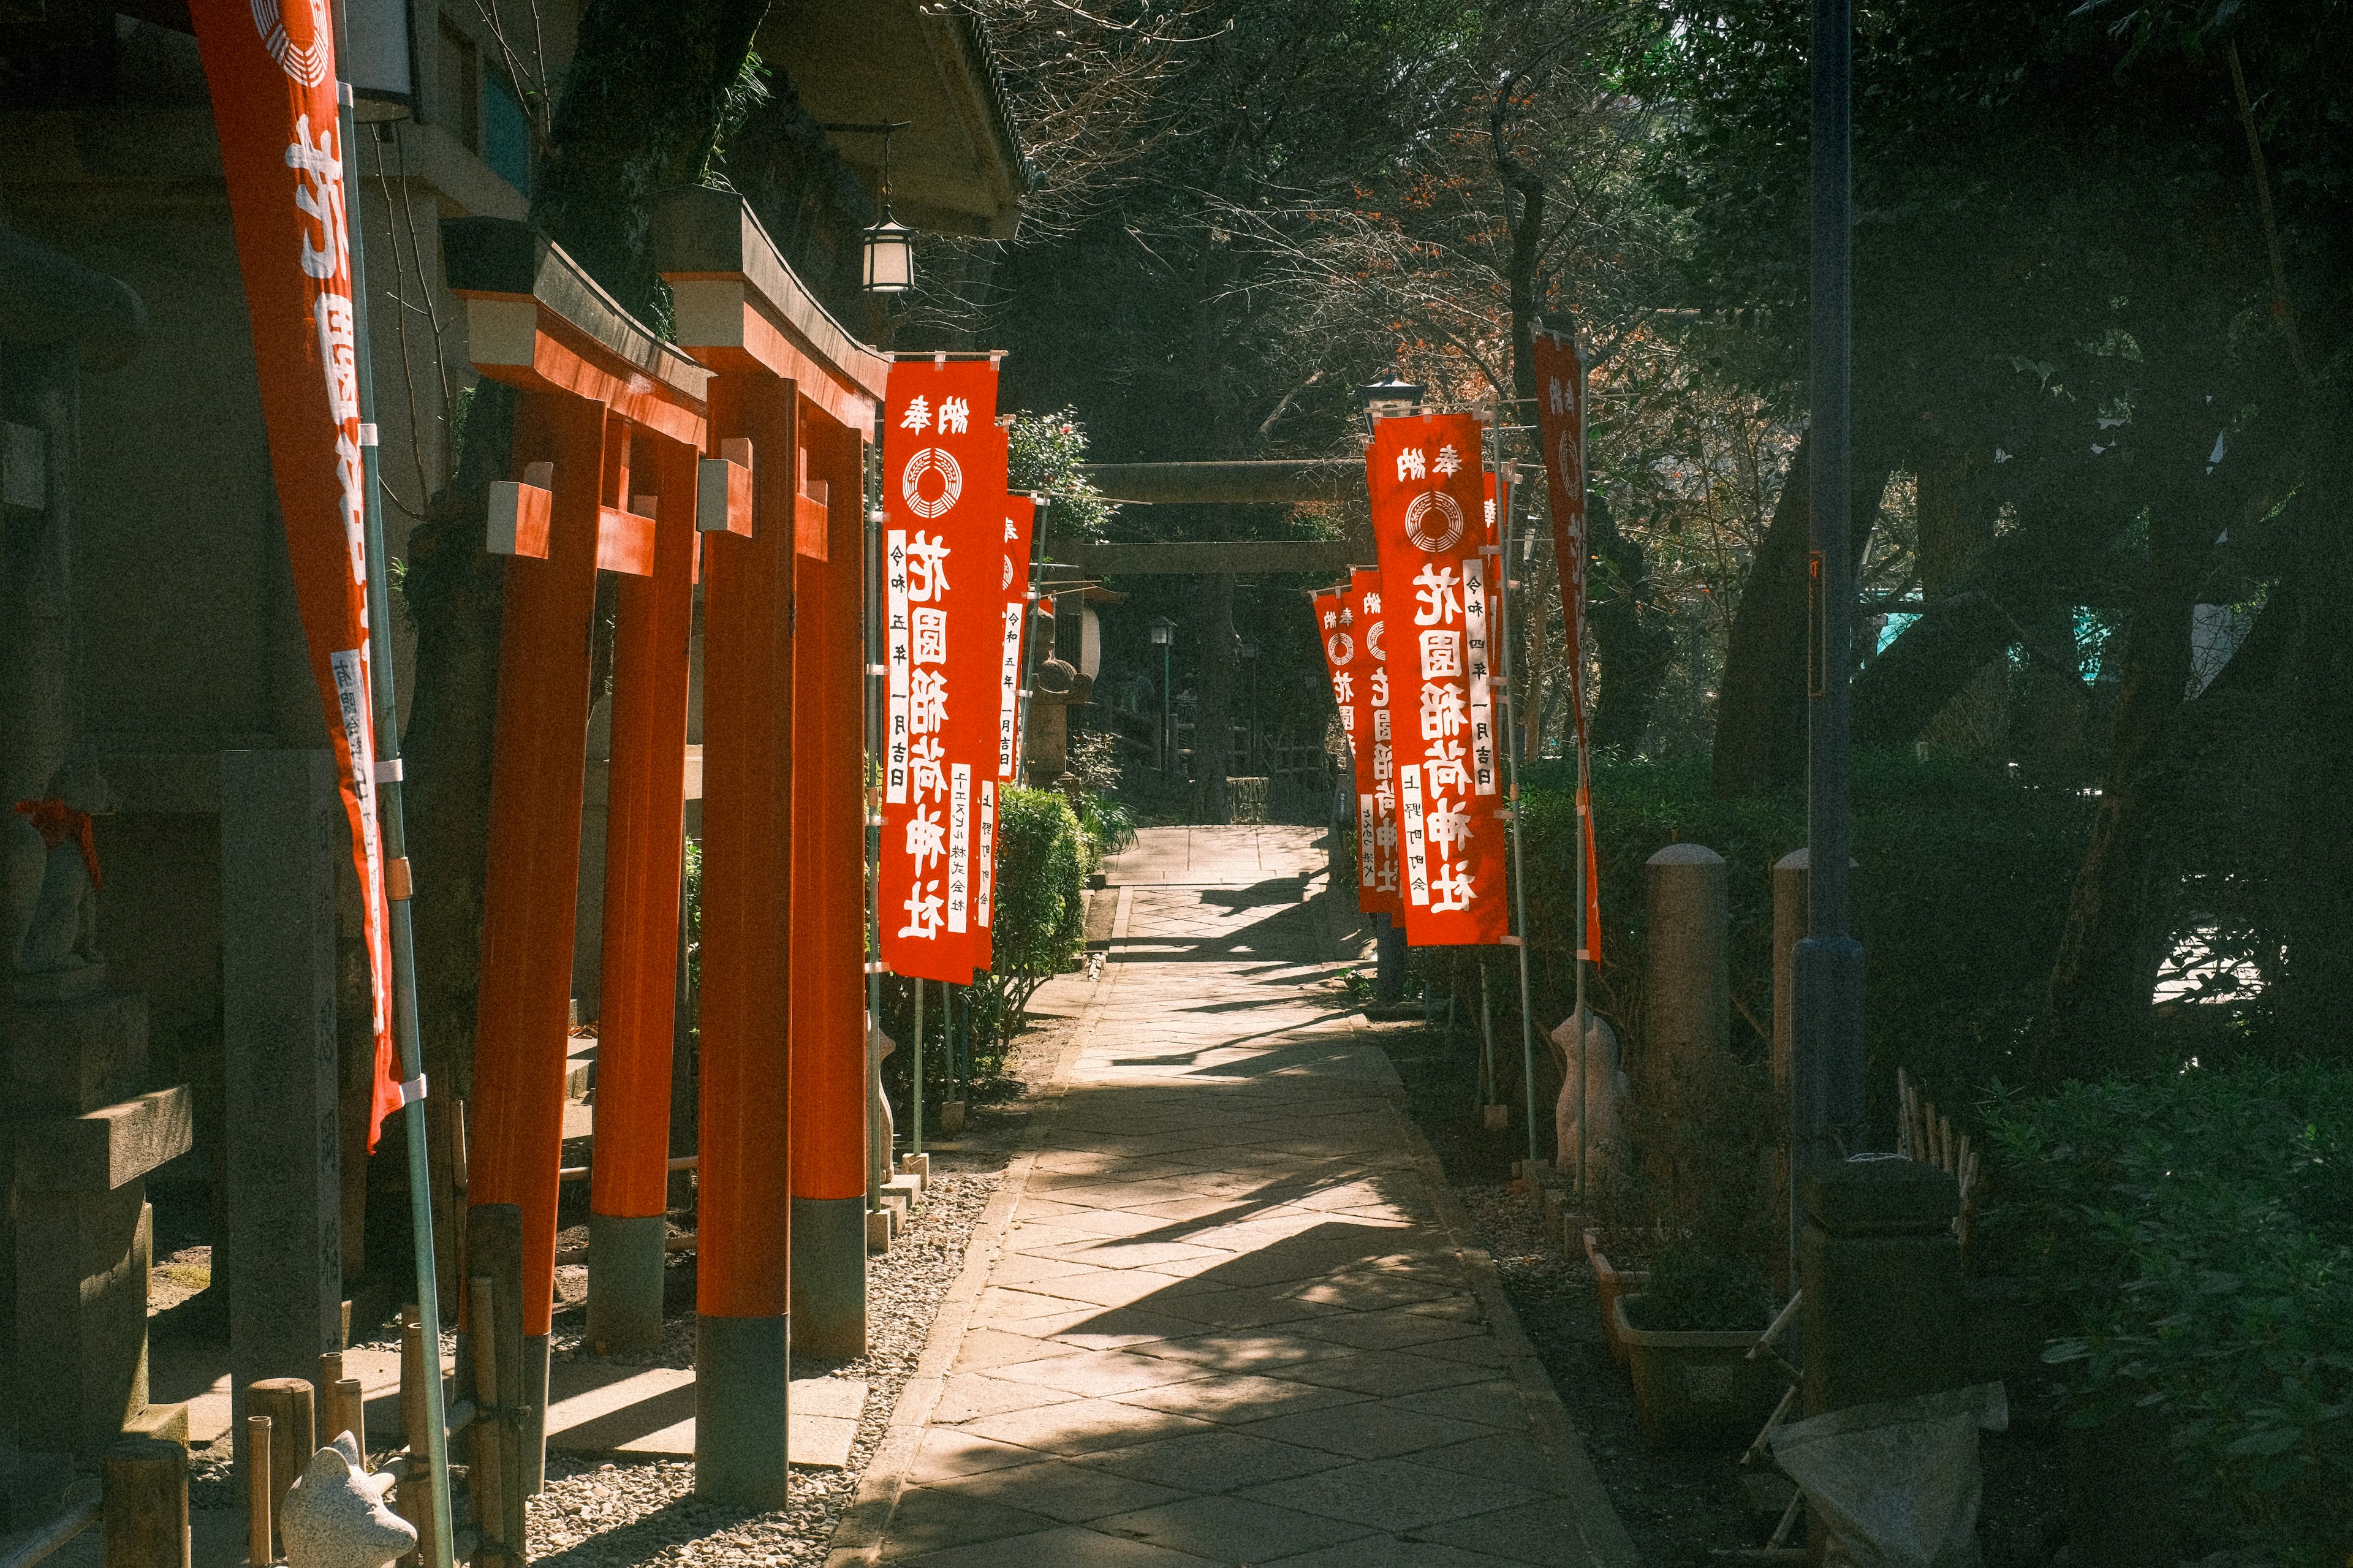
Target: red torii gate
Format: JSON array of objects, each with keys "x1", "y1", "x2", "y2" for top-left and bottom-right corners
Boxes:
[
  {"x1": 446, "y1": 219, "x2": 716, "y2": 1485},
  {"x1": 656, "y1": 188, "x2": 884, "y2": 1506}
]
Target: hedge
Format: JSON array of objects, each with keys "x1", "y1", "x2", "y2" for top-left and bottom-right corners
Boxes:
[{"x1": 1979, "y1": 1062, "x2": 2353, "y2": 1562}]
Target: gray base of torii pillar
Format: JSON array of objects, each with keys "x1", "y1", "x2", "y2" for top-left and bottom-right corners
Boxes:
[
  {"x1": 694, "y1": 1313, "x2": 790, "y2": 1507},
  {"x1": 585, "y1": 1213, "x2": 665, "y2": 1355},
  {"x1": 789, "y1": 1199, "x2": 866, "y2": 1359}
]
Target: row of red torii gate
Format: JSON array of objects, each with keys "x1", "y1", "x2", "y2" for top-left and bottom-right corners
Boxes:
[
  {"x1": 441, "y1": 191, "x2": 1053, "y2": 1514},
  {"x1": 439, "y1": 190, "x2": 1604, "y2": 1518}
]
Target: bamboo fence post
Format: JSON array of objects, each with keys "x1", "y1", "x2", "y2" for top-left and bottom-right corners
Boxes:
[
  {"x1": 246, "y1": 1379, "x2": 312, "y2": 1560},
  {"x1": 395, "y1": 1308, "x2": 433, "y2": 1568},
  {"x1": 466, "y1": 1278, "x2": 505, "y2": 1568},
  {"x1": 244, "y1": 1416, "x2": 272, "y2": 1566},
  {"x1": 104, "y1": 1437, "x2": 190, "y2": 1568}
]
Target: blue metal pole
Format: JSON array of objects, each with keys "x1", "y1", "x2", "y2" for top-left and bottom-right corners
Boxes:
[
  {"x1": 1795, "y1": 0, "x2": 1870, "y2": 1251},
  {"x1": 337, "y1": 92, "x2": 455, "y2": 1568}
]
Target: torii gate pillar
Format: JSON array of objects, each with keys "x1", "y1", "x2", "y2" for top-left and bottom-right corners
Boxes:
[{"x1": 657, "y1": 189, "x2": 886, "y2": 1506}]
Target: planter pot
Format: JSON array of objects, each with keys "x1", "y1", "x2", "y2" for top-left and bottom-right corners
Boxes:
[
  {"x1": 1583, "y1": 1228, "x2": 1650, "y2": 1368},
  {"x1": 1613, "y1": 1293, "x2": 1781, "y2": 1449}
]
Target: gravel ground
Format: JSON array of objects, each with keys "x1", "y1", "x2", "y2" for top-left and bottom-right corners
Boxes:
[
  {"x1": 517, "y1": 1004, "x2": 1074, "y2": 1567},
  {"x1": 523, "y1": 1171, "x2": 999, "y2": 1568}
]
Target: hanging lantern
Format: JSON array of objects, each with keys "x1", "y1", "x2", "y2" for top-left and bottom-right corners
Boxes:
[{"x1": 862, "y1": 214, "x2": 914, "y2": 294}]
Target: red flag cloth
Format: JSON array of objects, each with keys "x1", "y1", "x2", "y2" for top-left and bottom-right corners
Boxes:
[
  {"x1": 1349, "y1": 570, "x2": 1406, "y2": 917},
  {"x1": 975, "y1": 485, "x2": 1036, "y2": 936},
  {"x1": 13, "y1": 800, "x2": 100, "y2": 889},
  {"x1": 188, "y1": 0, "x2": 399, "y2": 1148},
  {"x1": 996, "y1": 489, "x2": 1036, "y2": 783},
  {"x1": 1533, "y1": 325, "x2": 1604, "y2": 964},
  {"x1": 1366, "y1": 414, "x2": 1510, "y2": 947},
  {"x1": 1326, "y1": 572, "x2": 1401, "y2": 916},
  {"x1": 879, "y1": 357, "x2": 1004, "y2": 985},
  {"x1": 1533, "y1": 327, "x2": 1588, "y2": 736},
  {"x1": 1311, "y1": 589, "x2": 1367, "y2": 909}
]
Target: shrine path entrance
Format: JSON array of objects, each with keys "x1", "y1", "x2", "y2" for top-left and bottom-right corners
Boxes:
[{"x1": 839, "y1": 825, "x2": 1635, "y2": 1568}]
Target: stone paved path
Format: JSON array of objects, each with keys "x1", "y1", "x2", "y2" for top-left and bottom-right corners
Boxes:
[{"x1": 848, "y1": 827, "x2": 1634, "y2": 1568}]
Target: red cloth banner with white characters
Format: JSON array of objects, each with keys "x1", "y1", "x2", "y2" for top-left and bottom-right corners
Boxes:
[
  {"x1": 1312, "y1": 589, "x2": 1368, "y2": 905},
  {"x1": 976, "y1": 485, "x2": 1036, "y2": 934},
  {"x1": 1366, "y1": 414, "x2": 1511, "y2": 945},
  {"x1": 1533, "y1": 327, "x2": 1588, "y2": 740},
  {"x1": 880, "y1": 355, "x2": 1004, "y2": 984},
  {"x1": 1341, "y1": 569, "x2": 1403, "y2": 916},
  {"x1": 189, "y1": 0, "x2": 399, "y2": 1148},
  {"x1": 1532, "y1": 324, "x2": 1604, "y2": 963},
  {"x1": 1352, "y1": 570, "x2": 1406, "y2": 916}
]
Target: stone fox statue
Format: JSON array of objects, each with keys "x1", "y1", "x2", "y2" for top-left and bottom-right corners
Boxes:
[
  {"x1": 281, "y1": 1433, "x2": 417, "y2": 1568},
  {"x1": 13, "y1": 753, "x2": 115, "y2": 973}
]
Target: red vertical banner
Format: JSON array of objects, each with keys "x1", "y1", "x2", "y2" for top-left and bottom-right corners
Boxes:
[
  {"x1": 1533, "y1": 327, "x2": 1588, "y2": 737},
  {"x1": 1311, "y1": 589, "x2": 1363, "y2": 900},
  {"x1": 879, "y1": 356, "x2": 1003, "y2": 984},
  {"x1": 1533, "y1": 325, "x2": 1603, "y2": 963},
  {"x1": 976, "y1": 486, "x2": 1035, "y2": 934},
  {"x1": 189, "y1": 0, "x2": 399, "y2": 1145},
  {"x1": 1366, "y1": 414, "x2": 1511, "y2": 946},
  {"x1": 1350, "y1": 568, "x2": 1404, "y2": 917}
]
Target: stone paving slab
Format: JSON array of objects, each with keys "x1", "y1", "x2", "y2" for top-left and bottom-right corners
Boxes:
[{"x1": 832, "y1": 828, "x2": 1635, "y2": 1568}]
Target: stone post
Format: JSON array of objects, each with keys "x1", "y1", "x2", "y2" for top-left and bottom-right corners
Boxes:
[
  {"x1": 1643, "y1": 843, "x2": 1729, "y2": 1075},
  {"x1": 221, "y1": 751, "x2": 344, "y2": 1477},
  {"x1": 1772, "y1": 848, "x2": 1808, "y2": 1288},
  {"x1": 1800, "y1": 1156, "x2": 1963, "y2": 1416}
]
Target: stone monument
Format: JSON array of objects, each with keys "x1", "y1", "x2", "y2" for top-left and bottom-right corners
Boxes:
[{"x1": 7, "y1": 757, "x2": 192, "y2": 1462}]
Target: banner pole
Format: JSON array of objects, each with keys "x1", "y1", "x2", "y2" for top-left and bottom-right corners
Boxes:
[
  {"x1": 1493, "y1": 452, "x2": 1543, "y2": 1178},
  {"x1": 911, "y1": 979, "x2": 924, "y2": 1157},
  {"x1": 338, "y1": 92, "x2": 456, "y2": 1568}
]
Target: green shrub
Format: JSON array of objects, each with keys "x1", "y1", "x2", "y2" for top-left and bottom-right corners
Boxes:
[
  {"x1": 1979, "y1": 1062, "x2": 2353, "y2": 1562},
  {"x1": 1517, "y1": 749, "x2": 2096, "y2": 1112},
  {"x1": 968, "y1": 787, "x2": 1089, "y2": 1045},
  {"x1": 1623, "y1": 1240, "x2": 1775, "y2": 1333}
]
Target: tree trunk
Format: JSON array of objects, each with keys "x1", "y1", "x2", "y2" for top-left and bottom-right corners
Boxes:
[
  {"x1": 1587, "y1": 494, "x2": 1673, "y2": 754},
  {"x1": 1194, "y1": 572, "x2": 1236, "y2": 822},
  {"x1": 529, "y1": 0, "x2": 773, "y2": 322},
  {"x1": 1854, "y1": 499, "x2": 2135, "y2": 754},
  {"x1": 1910, "y1": 446, "x2": 2005, "y2": 752},
  {"x1": 2040, "y1": 479, "x2": 2214, "y2": 1076},
  {"x1": 1711, "y1": 434, "x2": 1813, "y2": 795}
]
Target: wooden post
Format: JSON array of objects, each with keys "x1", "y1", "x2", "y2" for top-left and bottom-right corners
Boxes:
[
  {"x1": 246, "y1": 1379, "x2": 312, "y2": 1559},
  {"x1": 788, "y1": 406, "x2": 870, "y2": 1360},
  {"x1": 695, "y1": 376, "x2": 798, "y2": 1504},
  {"x1": 244, "y1": 1415, "x2": 272, "y2": 1566},
  {"x1": 397, "y1": 1309, "x2": 438, "y2": 1568},
  {"x1": 466, "y1": 1202, "x2": 528, "y2": 1568},
  {"x1": 588, "y1": 431, "x2": 700, "y2": 1357},
  {"x1": 105, "y1": 1437, "x2": 191, "y2": 1568},
  {"x1": 466, "y1": 1277, "x2": 504, "y2": 1568},
  {"x1": 469, "y1": 394, "x2": 608, "y2": 1466}
]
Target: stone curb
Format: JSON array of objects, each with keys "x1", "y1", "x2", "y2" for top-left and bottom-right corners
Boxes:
[
  {"x1": 822, "y1": 951, "x2": 1121, "y2": 1567},
  {"x1": 1379, "y1": 1069, "x2": 1643, "y2": 1568}
]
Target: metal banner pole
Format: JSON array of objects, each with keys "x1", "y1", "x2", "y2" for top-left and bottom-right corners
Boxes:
[
  {"x1": 911, "y1": 979, "x2": 923, "y2": 1157},
  {"x1": 337, "y1": 92, "x2": 455, "y2": 1568},
  {"x1": 1492, "y1": 453, "x2": 1543, "y2": 1176}
]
